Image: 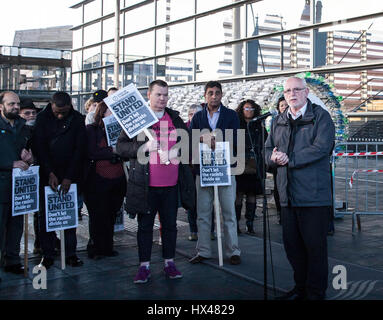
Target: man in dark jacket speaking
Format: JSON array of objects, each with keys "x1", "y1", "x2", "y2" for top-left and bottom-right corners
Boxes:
[
  {"x1": 265, "y1": 76, "x2": 335, "y2": 300},
  {"x1": 33, "y1": 91, "x2": 87, "y2": 269}
]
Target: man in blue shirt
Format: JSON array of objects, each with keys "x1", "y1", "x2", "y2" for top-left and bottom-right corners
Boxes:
[{"x1": 189, "y1": 81, "x2": 241, "y2": 265}]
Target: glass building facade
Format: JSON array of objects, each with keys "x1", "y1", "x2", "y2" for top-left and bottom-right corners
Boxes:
[
  {"x1": 0, "y1": 46, "x2": 71, "y2": 107},
  {"x1": 70, "y1": 0, "x2": 383, "y2": 125}
]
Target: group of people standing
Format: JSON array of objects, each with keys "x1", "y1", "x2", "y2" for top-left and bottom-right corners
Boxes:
[
  {"x1": 0, "y1": 76, "x2": 335, "y2": 300},
  {"x1": 0, "y1": 87, "x2": 124, "y2": 275},
  {"x1": 0, "y1": 90, "x2": 87, "y2": 276}
]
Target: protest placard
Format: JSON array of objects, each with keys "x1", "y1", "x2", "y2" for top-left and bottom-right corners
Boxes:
[
  {"x1": 199, "y1": 141, "x2": 231, "y2": 187},
  {"x1": 199, "y1": 141, "x2": 231, "y2": 267},
  {"x1": 104, "y1": 83, "x2": 158, "y2": 139},
  {"x1": 12, "y1": 166, "x2": 39, "y2": 216},
  {"x1": 44, "y1": 184, "x2": 78, "y2": 232},
  {"x1": 102, "y1": 114, "x2": 122, "y2": 147}
]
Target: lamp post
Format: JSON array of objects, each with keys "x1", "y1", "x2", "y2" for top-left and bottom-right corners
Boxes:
[{"x1": 114, "y1": 0, "x2": 120, "y2": 87}]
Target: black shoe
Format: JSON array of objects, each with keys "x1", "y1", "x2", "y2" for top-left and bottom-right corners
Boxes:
[
  {"x1": 66, "y1": 255, "x2": 84, "y2": 267},
  {"x1": 246, "y1": 221, "x2": 255, "y2": 234},
  {"x1": 246, "y1": 228, "x2": 255, "y2": 235},
  {"x1": 105, "y1": 250, "x2": 119, "y2": 257},
  {"x1": 39, "y1": 257, "x2": 54, "y2": 269},
  {"x1": 246, "y1": 223, "x2": 255, "y2": 235},
  {"x1": 307, "y1": 292, "x2": 326, "y2": 300},
  {"x1": 189, "y1": 255, "x2": 208, "y2": 264},
  {"x1": 4, "y1": 264, "x2": 26, "y2": 274},
  {"x1": 275, "y1": 288, "x2": 306, "y2": 300},
  {"x1": 88, "y1": 252, "x2": 104, "y2": 260},
  {"x1": 188, "y1": 233, "x2": 198, "y2": 241},
  {"x1": 230, "y1": 255, "x2": 241, "y2": 265}
]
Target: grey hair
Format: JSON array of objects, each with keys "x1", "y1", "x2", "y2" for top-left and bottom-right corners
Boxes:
[
  {"x1": 188, "y1": 104, "x2": 202, "y2": 112},
  {"x1": 285, "y1": 76, "x2": 307, "y2": 88}
]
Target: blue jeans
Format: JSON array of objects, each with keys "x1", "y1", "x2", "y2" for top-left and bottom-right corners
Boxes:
[{"x1": 137, "y1": 185, "x2": 178, "y2": 262}]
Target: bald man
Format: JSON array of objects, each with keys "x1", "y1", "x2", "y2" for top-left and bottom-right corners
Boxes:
[
  {"x1": 0, "y1": 91, "x2": 33, "y2": 275},
  {"x1": 265, "y1": 77, "x2": 335, "y2": 300}
]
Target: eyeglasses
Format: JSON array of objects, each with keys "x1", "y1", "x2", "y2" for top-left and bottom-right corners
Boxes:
[
  {"x1": 283, "y1": 87, "x2": 307, "y2": 95},
  {"x1": 21, "y1": 111, "x2": 37, "y2": 116},
  {"x1": 244, "y1": 107, "x2": 255, "y2": 111}
]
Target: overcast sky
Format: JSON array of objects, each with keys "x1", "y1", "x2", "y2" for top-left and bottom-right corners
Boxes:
[
  {"x1": 0, "y1": 0, "x2": 74, "y2": 46},
  {"x1": 1, "y1": 0, "x2": 383, "y2": 46}
]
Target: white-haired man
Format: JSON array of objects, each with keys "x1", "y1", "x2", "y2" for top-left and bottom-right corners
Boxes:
[{"x1": 265, "y1": 77, "x2": 335, "y2": 300}]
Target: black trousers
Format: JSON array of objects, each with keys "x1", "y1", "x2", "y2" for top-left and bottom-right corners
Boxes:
[
  {"x1": 272, "y1": 170, "x2": 281, "y2": 213},
  {"x1": 85, "y1": 177, "x2": 126, "y2": 256},
  {"x1": 0, "y1": 203, "x2": 23, "y2": 266},
  {"x1": 281, "y1": 206, "x2": 330, "y2": 298},
  {"x1": 137, "y1": 186, "x2": 178, "y2": 262},
  {"x1": 33, "y1": 212, "x2": 40, "y2": 248}
]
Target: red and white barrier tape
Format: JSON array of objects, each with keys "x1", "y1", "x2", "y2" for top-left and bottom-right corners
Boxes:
[
  {"x1": 349, "y1": 169, "x2": 383, "y2": 188},
  {"x1": 334, "y1": 151, "x2": 383, "y2": 157}
]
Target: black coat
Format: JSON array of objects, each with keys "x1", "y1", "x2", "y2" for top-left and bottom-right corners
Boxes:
[
  {"x1": 116, "y1": 107, "x2": 195, "y2": 215},
  {"x1": 241, "y1": 119, "x2": 268, "y2": 180},
  {"x1": 32, "y1": 103, "x2": 87, "y2": 190},
  {"x1": 265, "y1": 100, "x2": 335, "y2": 207},
  {"x1": 0, "y1": 116, "x2": 32, "y2": 203},
  {"x1": 237, "y1": 119, "x2": 268, "y2": 194}
]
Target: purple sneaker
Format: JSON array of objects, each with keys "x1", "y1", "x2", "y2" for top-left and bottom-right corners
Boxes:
[
  {"x1": 134, "y1": 266, "x2": 151, "y2": 283},
  {"x1": 164, "y1": 261, "x2": 183, "y2": 279}
]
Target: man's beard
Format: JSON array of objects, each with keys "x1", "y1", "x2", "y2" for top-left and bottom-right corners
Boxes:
[
  {"x1": 3, "y1": 109, "x2": 19, "y2": 120},
  {"x1": 26, "y1": 119, "x2": 36, "y2": 126}
]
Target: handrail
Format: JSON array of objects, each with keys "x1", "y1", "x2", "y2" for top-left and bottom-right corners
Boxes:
[
  {"x1": 337, "y1": 22, "x2": 374, "y2": 65},
  {"x1": 343, "y1": 77, "x2": 382, "y2": 101},
  {"x1": 0, "y1": 45, "x2": 71, "y2": 60},
  {"x1": 351, "y1": 89, "x2": 383, "y2": 112}
]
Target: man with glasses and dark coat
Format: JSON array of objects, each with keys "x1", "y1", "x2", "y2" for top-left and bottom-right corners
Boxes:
[
  {"x1": 19, "y1": 98, "x2": 50, "y2": 255},
  {"x1": 265, "y1": 76, "x2": 335, "y2": 300},
  {"x1": 19, "y1": 98, "x2": 40, "y2": 127}
]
